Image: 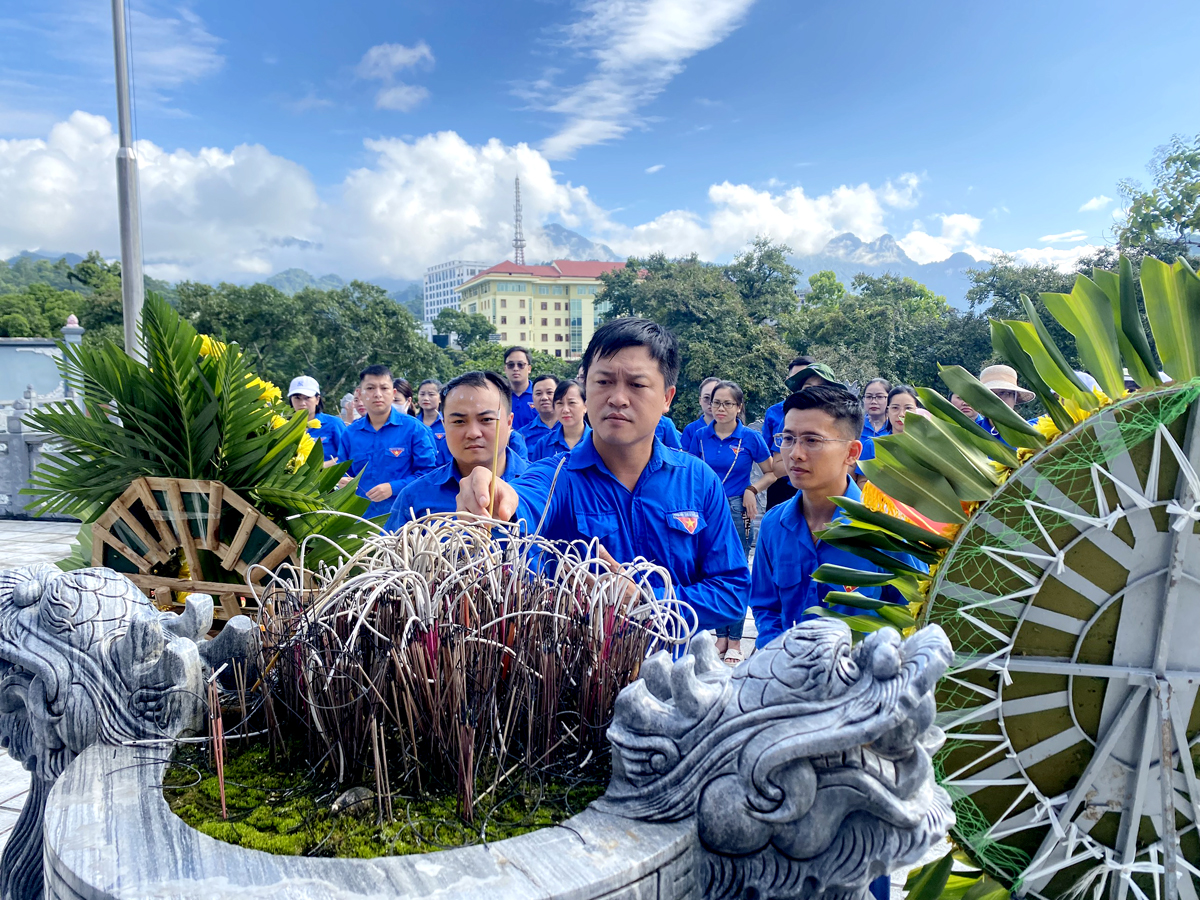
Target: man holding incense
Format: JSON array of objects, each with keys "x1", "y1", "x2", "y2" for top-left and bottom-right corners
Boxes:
[
  {"x1": 456, "y1": 317, "x2": 749, "y2": 634},
  {"x1": 386, "y1": 371, "x2": 528, "y2": 527}
]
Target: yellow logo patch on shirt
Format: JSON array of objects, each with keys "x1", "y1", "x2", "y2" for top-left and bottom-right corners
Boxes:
[{"x1": 389, "y1": 447, "x2": 405, "y2": 457}]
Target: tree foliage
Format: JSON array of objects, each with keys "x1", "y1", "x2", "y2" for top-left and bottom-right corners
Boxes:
[
  {"x1": 432, "y1": 308, "x2": 495, "y2": 349},
  {"x1": 0, "y1": 283, "x2": 84, "y2": 337},
  {"x1": 1117, "y1": 133, "x2": 1200, "y2": 265}
]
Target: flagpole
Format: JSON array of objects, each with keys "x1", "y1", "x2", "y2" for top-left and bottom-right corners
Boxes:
[{"x1": 111, "y1": 0, "x2": 145, "y2": 362}]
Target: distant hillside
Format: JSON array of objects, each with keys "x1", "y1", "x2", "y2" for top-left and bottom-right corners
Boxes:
[
  {"x1": 264, "y1": 268, "x2": 346, "y2": 295},
  {"x1": 6, "y1": 250, "x2": 85, "y2": 267},
  {"x1": 790, "y1": 234, "x2": 981, "y2": 309},
  {"x1": 538, "y1": 223, "x2": 622, "y2": 263}
]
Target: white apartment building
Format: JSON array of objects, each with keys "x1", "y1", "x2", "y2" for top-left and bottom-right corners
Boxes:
[{"x1": 423, "y1": 260, "x2": 490, "y2": 323}]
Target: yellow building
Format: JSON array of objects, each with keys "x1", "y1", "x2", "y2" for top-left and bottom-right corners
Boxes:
[{"x1": 455, "y1": 259, "x2": 626, "y2": 358}]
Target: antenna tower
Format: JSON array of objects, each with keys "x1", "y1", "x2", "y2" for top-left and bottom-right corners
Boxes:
[{"x1": 512, "y1": 176, "x2": 526, "y2": 265}]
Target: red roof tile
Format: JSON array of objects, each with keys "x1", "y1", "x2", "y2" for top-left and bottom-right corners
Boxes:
[{"x1": 459, "y1": 259, "x2": 626, "y2": 290}]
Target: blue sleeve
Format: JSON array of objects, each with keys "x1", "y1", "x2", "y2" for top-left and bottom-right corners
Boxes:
[
  {"x1": 750, "y1": 523, "x2": 783, "y2": 648},
  {"x1": 750, "y1": 431, "x2": 772, "y2": 464},
  {"x1": 677, "y1": 472, "x2": 751, "y2": 633},
  {"x1": 685, "y1": 431, "x2": 701, "y2": 457},
  {"x1": 859, "y1": 437, "x2": 876, "y2": 462},
  {"x1": 509, "y1": 430, "x2": 528, "y2": 459},
  {"x1": 658, "y1": 417, "x2": 682, "y2": 450},
  {"x1": 385, "y1": 487, "x2": 414, "y2": 531}
]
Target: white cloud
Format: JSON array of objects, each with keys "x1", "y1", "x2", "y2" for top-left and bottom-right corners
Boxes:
[
  {"x1": 645, "y1": 164, "x2": 664, "y2": 174},
  {"x1": 1038, "y1": 229, "x2": 1088, "y2": 243},
  {"x1": 127, "y1": 3, "x2": 223, "y2": 91},
  {"x1": 374, "y1": 84, "x2": 430, "y2": 112},
  {"x1": 897, "y1": 214, "x2": 987, "y2": 264},
  {"x1": 1006, "y1": 244, "x2": 1105, "y2": 271},
  {"x1": 355, "y1": 41, "x2": 434, "y2": 80},
  {"x1": 535, "y1": 0, "x2": 756, "y2": 159},
  {"x1": 0, "y1": 112, "x2": 319, "y2": 282},
  {"x1": 285, "y1": 91, "x2": 333, "y2": 113},
  {"x1": 356, "y1": 41, "x2": 434, "y2": 113},
  {"x1": 1079, "y1": 194, "x2": 1112, "y2": 212}
]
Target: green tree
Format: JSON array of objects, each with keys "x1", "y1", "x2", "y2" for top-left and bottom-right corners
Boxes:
[
  {"x1": 722, "y1": 236, "x2": 802, "y2": 323},
  {"x1": 1117, "y1": 133, "x2": 1200, "y2": 264},
  {"x1": 804, "y1": 270, "x2": 847, "y2": 308},
  {"x1": 0, "y1": 283, "x2": 84, "y2": 337},
  {"x1": 432, "y1": 308, "x2": 495, "y2": 349}
]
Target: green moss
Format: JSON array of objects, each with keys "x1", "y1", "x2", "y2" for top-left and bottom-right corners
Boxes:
[{"x1": 164, "y1": 742, "x2": 606, "y2": 859}]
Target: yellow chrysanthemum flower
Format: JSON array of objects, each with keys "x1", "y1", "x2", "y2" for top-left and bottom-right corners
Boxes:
[
  {"x1": 307, "y1": 418, "x2": 322, "y2": 429},
  {"x1": 199, "y1": 334, "x2": 227, "y2": 358},
  {"x1": 248, "y1": 376, "x2": 283, "y2": 404},
  {"x1": 1032, "y1": 414, "x2": 1062, "y2": 442},
  {"x1": 269, "y1": 413, "x2": 289, "y2": 430}
]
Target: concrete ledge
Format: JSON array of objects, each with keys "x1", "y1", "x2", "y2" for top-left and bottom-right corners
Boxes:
[{"x1": 43, "y1": 744, "x2": 699, "y2": 900}]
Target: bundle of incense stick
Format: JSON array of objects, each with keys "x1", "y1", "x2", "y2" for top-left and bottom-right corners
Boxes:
[{"x1": 251, "y1": 513, "x2": 693, "y2": 820}]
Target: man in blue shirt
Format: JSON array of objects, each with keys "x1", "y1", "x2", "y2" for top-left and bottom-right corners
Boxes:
[
  {"x1": 386, "y1": 371, "x2": 529, "y2": 528},
  {"x1": 763, "y1": 357, "x2": 836, "y2": 510},
  {"x1": 337, "y1": 364, "x2": 438, "y2": 518},
  {"x1": 655, "y1": 415, "x2": 683, "y2": 449},
  {"x1": 680, "y1": 377, "x2": 720, "y2": 448},
  {"x1": 751, "y1": 384, "x2": 923, "y2": 646},
  {"x1": 458, "y1": 318, "x2": 749, "y2": 635},
  {"x1": 518, "y1": 374, "x2": 560, "y2": 452},
  {"x1": 288, "y1": 375, "x2": 346, "y2": 465},
  {"x1": 503, "y1": 346, "x2": 537, "y2": 430}
]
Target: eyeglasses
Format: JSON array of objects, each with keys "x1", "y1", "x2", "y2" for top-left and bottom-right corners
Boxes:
[
  {"x1": 505, "y1": 361, "x2": 528, "y2": 369},
  {"x1": 888, "y1": 404, "x2": 917, "y2": 413},
  {"x1": 773, "y1": 433, "x2": 851, "y2": 450},
  {"x1": 863, "y1": 393, "x2": 888, "y2": 401},
  {"x1": 711, "y1": 400, "x2": 738, "y2": 410}
]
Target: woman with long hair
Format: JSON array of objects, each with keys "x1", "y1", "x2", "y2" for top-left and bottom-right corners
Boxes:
[
  {"x1": 686, "y1": 380, "x2": 773, "y2": 665},
  {"x1": 392, "y1": 377, "x2": 417, "y2": 416},
  {"x1": 530, "y1": 380, "x2": 590, "y2": 460},
  {"x1": 417, "y1": 379, "x2": 450, "y2": 464}
]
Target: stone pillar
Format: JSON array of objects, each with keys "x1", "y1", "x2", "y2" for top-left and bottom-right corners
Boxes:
[{"x1": 61, "y1": 314, "x2": 85, "y2": 346}]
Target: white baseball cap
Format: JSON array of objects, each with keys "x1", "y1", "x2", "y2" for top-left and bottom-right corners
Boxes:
[{"x1": 288, "y1": 375, "x2": 320, "y2": 397}]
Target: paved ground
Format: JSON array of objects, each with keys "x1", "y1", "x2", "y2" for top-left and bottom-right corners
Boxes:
[{"x1": 0, "y1": 519, "x2": 78, "y2": 854}]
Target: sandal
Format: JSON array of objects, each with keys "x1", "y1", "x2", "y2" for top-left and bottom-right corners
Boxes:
[{"x1": 723, "y1": 648, "x2": 744, "y2": 666}]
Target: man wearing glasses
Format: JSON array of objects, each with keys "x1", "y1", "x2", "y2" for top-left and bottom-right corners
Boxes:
[
  {"x1": 750, "y1": 384, "x2": 923, "y2": 648},
  {"x1": 503, "y1": 346, "x2": 538, "y2": 430}
]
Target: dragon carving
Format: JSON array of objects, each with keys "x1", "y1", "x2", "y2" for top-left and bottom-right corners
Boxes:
[
  {"x1": 0, "y1": 565, "x2": 257, "y2": 900},
  {"x1": 596, "y1": 620, "x2": 955, "y2": 900}
]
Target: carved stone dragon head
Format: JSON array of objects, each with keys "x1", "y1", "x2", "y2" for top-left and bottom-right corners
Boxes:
[
  {"x1": 597, "y1": 620, "x2": 955, "y2": 900},
  {"x1": 0, "y1": 565, "x2": 257, "y2": 900}
]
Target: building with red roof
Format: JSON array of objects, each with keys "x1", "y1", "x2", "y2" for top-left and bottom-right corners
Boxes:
[{"x1": 455, "y1": 259, "x2": 626, "y2": 358}]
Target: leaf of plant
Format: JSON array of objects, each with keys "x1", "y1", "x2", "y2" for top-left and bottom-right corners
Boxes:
[
  {"x1": 1040, "y1": 276, "x2": 1125, "y2": 400},
  {"x1": 812, "y1": 564, "x2": 895, "y2": 588},
  {"x1": 832, "y1": 495, "x2": 953, "y2": 549},
  {"x1": 1004, "y1": 319, "x2": 1093, "y2": 413},
  {"x1": 1017, "y1": 293, "x2": 1096, "y2": 405},
  {"x1": 991, "y1": 319, "x2": 1076, "y2": 434},
  {"x1": 916, "y1": 388, "x2": 1021, "y2": 469},
  {"x1": 875, "y1": 603, "x2": 918, "y2": 628},
  {"x1": 961, "y1": 876, "x2": 1010, "y2": 900},
  {"x1": 885, "y1": 421, "x2": 1000, "y2": 501},
  {"x1": 937, "y1": 365, "x2": 1046, "y2": 449},
  {"x1": 803, "y1": 605, "x2": 891, "y2": 634},
  {"x1": 861, "y1": 448, "x2": 968, "y2": 525},
  {"x1": 819, "y1": 522, "x2": 942, "y2": 563},
  {"x1": 1141, "y1": 257, "x2": 1200, "y2": 382},
  {"x1": 1097, "y1": 259, "x2": 1160, "y2": 389},
  {"x1": 834, "y1": 543, "x2": 932, "y2": 578},
  {"x1": 905, "y1": 851, "x2": 955, "y2": 900}
]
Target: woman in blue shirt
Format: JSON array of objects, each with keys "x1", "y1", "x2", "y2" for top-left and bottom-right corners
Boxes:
[
  {"x1": 530, "y1": 380, "x2": 590, "y2": 461},
  {"x1": 416, "y1": 379, "x2": 450, "y2": 464},
  {"x1": 686, "y1": 380, "x2": 774, "y2": 664}
]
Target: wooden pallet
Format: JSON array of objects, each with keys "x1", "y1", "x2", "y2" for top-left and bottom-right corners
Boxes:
[{"x1": 91, "y1": 477, "x2": 297, "y2": 620}]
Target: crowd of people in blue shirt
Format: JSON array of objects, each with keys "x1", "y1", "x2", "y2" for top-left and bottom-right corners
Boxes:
[{"x1": 286, "y1": 318, "x2": 1042, "y2": 670}]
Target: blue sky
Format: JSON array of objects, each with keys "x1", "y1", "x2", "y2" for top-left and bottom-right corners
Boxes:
[{"x1": 1, "y1": 0, "x2": 1197, "y2": 282}]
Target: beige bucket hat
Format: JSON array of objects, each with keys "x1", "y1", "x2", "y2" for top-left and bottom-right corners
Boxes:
[{"x1": 978, "y1": 364, "x2": 1034, "y2": 402}]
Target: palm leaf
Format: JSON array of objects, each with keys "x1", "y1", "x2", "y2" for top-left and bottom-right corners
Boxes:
[
  {"x1": 861, "y1": 446, "x2": 967, "y2": 526},
  {"x1": 830, "y1": 496, "x2": 953, "y2": 550},
  {"x1": 1092, "y1": 258, "x2": 1159, "y2": 388},
  {"x1": 991, "y1": 319, "x2": 1075, "y2": 434},
  {"x1": 1040, "y1": 276, "x2": 1125, "y2": 400},
  {"x1": 1141, "y1": 256, "x2": 1200, "y2": 382},
  {"x1": 1016, "y1": 293, "x2": 1097, "y2": 406},
  {"x1": 803, "y1": 605, "x2": 892, "y2": 634},
  {"x1": 937, "y1": 366, "x2": 1046, "y2": 450},
  {"x1": 915, "y1": 388, "x2": 1021, "y2": 469}
]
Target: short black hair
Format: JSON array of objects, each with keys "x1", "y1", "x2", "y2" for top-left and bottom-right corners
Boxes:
[
  {"x1": 441, "y1": 370, "x2": 513, "y2": 412},
  {"x1": 503, "y1": 346, "x2": 531, "y2": 364},
  {"x1": 418, "y1": 378, "x2": 442, "y2": 391},
  {"x1": 781, "y1": 384, "x2": 864, "y2": 440},
  {"x1": 531, "y1": 373, "x2": 559, "y2": 389},
  {"x1": 553, "y1": 379, "x2": 584, "y2": 405},
  {"x1": 789, "y1": 356, "x2": 815, "y2": 370},
  {"x1": 711, "y1": 380, "x2": 743, "y2": 409},
  {"x1": 582, "y1": 317, "x2": 679, "y2": 388},
  {"x1": 887, "y1": 384, "x2": 920, "y2": 407},
  {"x1": 699, "y1": 376, "x2": 721, "y2": 391},
  {"x1": 359, "y1": 364, "x2": 392, "y2": 382},
  {"x1": 863, "y1": 377, "x2": 891, "y2": 396}
]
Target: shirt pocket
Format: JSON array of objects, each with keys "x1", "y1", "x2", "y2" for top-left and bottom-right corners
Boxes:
[
  {"x1": 576, "y1": 511, "x2": 619, "y2": 544},
  {"x1": 664, "y1": 510, "x2": 707, "y2": 537}
]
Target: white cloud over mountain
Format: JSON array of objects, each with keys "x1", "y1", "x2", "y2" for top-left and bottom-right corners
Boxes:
[{"x1": 0, "y1": 112, "x2": 1098, "y2": 282}]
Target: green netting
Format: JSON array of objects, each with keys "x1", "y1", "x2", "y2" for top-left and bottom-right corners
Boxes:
[{"x1": 922, "y1": 377, "x2": 1200, "y2": 887}]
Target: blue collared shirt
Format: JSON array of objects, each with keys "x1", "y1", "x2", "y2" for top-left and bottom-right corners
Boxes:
[
  {"x1": 518, "y1": 416, "x2": 554, "y2": 453},
  {"x1": 511, "y1": 384, "x2": 536, "y2": 430},
  {"x1": 750, "y1": 478, "x2": 926, "y2": 648},
  {"x1": 529, "y1": 422, "x2": 592, "y2": 461},
  {"x1": 680, "y1": 416, "x2": 709, "y2": 448},
  {"x1": 342, "y1": 408, "x2": 438, "y2": 518},
  {"x1": 655, "y1": 416, "x2": 683, "y2": 450},
  {"x1": 861, "y1": 418, "x2": 890, "y2": 441},
  {"x1": 311, "y1": 412, "x2": 347, "y2": 462},
  {"x1": 686, "y1": 421, "x2": 772, "y2": 498},
  {"x1": 510, "y1": 434, "x2": 750, "y2": 633},
  {"x1": 385, "y1": 452, "x2": 530, "y2": 529},
  {"x1": 761, "y1": 401, "x2": 785, "y2": 454}
]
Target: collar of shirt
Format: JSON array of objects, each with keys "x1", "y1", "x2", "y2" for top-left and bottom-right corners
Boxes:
[
  {"x1": 567, "y1": 431, "x2": 680, "y2": 481},
  {"x1": 349, "y1": 406, "x2": 409, "y2": 432},
  {"x1": 862, "y1": 418, "x2": 890, "y2": 439},
  {"x1": 698, "y1": 420, "x2": 751, "y2": 443},
  {"x1": 437, "y1": 450, "x2": 530, "y2": 487},
  {"x1": 778, "y1": 475, "x2": 861, "y2": 537}
]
